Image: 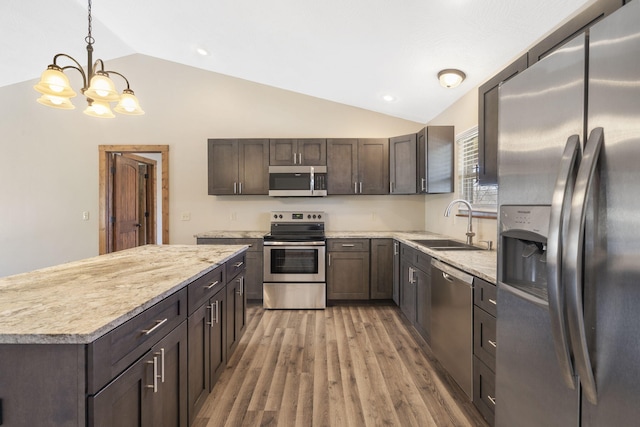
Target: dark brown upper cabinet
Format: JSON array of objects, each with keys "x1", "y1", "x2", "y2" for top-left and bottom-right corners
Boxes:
[
  {"x1": 389, "y1": 133, "x2": 417, "y2": 194},
  {"x1": 269, "y1": 139, "x2": 326, "y2": 166},
  {"x1": 327, "y1": 138, "x2": 389, "y2": 195},
  {"x1": 208, "y1": 139, "x2": 269, "y2": 195},
  {"x1": 417, "y1": 126, "x2": 454, "y2": 194}
]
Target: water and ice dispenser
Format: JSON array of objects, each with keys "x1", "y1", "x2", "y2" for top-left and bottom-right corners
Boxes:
[{"x1": 499, "y1": 205, "x2": 551, "y2": 301}]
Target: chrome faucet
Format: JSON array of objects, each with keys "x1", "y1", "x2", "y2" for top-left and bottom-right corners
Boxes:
[{"x1": 444, "y1": 199, "x2": 475, "y2": 245}]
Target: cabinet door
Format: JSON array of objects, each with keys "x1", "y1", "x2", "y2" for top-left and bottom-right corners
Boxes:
[
  {"x1": 226, "y1": 273, "x2": 246, "y2": 356},
  {"x1": 210, "y1": 289, "x2": 227, "y2": 386},
  {"x1": 187, "y1": 305, "x2": 210, "y2": 425},
  {"x1": 327, "y1": 251, "x2": 370, "y2": 299},
  {"x1": 389, "y1": 134, "x2": 416, "y2": 194},
  {"x1": 149, "y1": 322, "x2": 188, "y2": 427},
  {"x1": 392, "y1": 241, "x2": 400, "y2": 305},
  {"x1": 327, "y1": 138, "x2": 358, "y2": 194},
  {"x1": 90, "y1": 322, "x2": 187, "y2": 427},
  {"x1": 238, "y1": 139, "x2": 269, "y2": 194},
  {"x1": 415, "y1": 266, "x2": 431, "y2": 344},
  {"x1": 298, "y1": 139, "x2": 327, "y2": 165},
  {"x1": 269, "y1": 139, "x2": 297, "y2": 165},
  {"x1": 358, "y1": 138, "x2": 389, "y2": 194},
  {"x1": 399, "y1": 258, "x2": 416, "y2": 323},
  {"x1": 207, "y1": 139, "x2": 239, "y2": 195},
  {"x1": 370, "y1": 239, "x2": 393, "y2": 299},
  {"x1": 418, "y1": 126, "x2": 454, "y2": 194},
  {"x1": 478, "y1": 55, "x2": 528, "y2": 185}
]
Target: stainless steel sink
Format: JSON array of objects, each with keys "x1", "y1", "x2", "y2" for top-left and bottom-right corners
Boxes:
[{"x1": 411, "y1": 239, "x2": 481, "y2": 251}]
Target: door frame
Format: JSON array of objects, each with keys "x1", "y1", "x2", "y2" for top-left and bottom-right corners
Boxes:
[{"x1": 99, "y1": 145, "x2": 170, "y2": 255}]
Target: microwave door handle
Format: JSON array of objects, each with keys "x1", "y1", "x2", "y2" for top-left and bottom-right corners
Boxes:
[
  {"x1": 547, "y1": 134, "x2": 581, "y2": 391},
  {"x1": 310, "y1": 166, "x2": 315, "y2": 195}
]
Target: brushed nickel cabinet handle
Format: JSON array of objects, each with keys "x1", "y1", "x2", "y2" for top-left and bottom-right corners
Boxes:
[
  {"x1": 204, "y1": 280, "x2": 219, "y2": 290},
  {"x1": 489, "y1": 298, "x2": 497, "y2": 305},
  {"x1": 146, "y1": 356, "x2": 158, "y2": 392},
  {"x1": 142, "y1": 318, "x2": 168, "y2": 335},
  {"x1": 488, "y1": 339, "x2": 497, "y2": 348},
  {"x1": 488, "y1": 395, "x2": 496, "y2": 405},
  {"x1": 341, "y1": 244, "x2": 355, "y2": 247},
  {"x1": 234, "y1": 261, "x2": 244, "y2": 268},
  {"x1": 154, "y1": 348, "x2": 165, "y2": 383}
]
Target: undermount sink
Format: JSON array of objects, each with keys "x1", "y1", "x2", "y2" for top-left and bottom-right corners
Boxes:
[{"x1": 411, "y1": 239, "x2": 481, "y2": 251}]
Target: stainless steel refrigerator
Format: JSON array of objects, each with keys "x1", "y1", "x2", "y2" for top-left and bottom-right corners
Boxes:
[{"x1": 496, "y1": 1, "x2": 640, "y2": 426}]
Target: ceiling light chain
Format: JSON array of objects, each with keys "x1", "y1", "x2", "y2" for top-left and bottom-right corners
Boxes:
[{"x1": 33, "y1": 0, "x2": 144, "y2": 118}]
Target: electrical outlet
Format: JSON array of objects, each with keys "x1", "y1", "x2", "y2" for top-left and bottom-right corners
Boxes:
[
  {"x1": 181, "y1": 212, "x2": 191, "y2": 221},
  {"x1": 82, "y1": 211, "x2": 90, "y2": 221}
]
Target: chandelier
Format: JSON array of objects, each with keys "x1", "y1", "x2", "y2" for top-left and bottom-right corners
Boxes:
[{"x1": 33, "y1": 0, "x2": 144, "y2": 118}]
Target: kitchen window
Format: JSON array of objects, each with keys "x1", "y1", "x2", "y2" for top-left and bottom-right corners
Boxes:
[{"x1": 457, "y1": 127, "x2": 498, "y2": 213}]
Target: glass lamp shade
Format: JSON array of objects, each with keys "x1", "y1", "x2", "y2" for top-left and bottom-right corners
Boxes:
[
  {"x1": 36, "y1": 94, "x2": 75, "y2": 110},
  {"x1": 114, "y1": 90, "x2": 145, "y2": 115},
  {"x1": 83, "y1": 100, "x2": 115, "y2": 118},
  {"x1": 84, "y1": 73, "x2": 120, "y2": 102},
  {"x1": 34, "y1": 66, "x2": 77, "y2": 98},
  {"x1": 438, "y1": 69, "x2": 466, "y2": 88}
]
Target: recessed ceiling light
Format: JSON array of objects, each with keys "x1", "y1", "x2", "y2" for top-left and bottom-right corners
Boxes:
[
  {"x1": 196, "y1": 47, "x2": 209, "y2": 56},
  {"x1": 382, "y1": 94, "x2": 396, "y2": 102}
]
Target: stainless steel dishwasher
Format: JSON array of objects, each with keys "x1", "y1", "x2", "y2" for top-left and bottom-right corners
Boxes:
[{"x1": 431, "y1": 258, "x2": 474, "y2": 399}]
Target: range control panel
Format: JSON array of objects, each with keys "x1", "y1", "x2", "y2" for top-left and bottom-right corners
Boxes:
[{"x1": 270, "y1": 211, "x2": 325, "y2": 223}]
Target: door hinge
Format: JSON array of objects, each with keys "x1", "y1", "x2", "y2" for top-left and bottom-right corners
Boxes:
[
  {"x1": 144, "y1": 173, "x2": 149, "y2": 179},
  {"x1": 144, "y1": 211, "x2": 149, "y2": 218},
  {"x1": 110, "y1": 166, "x2": 116, "y2": 174},
  {"x1": 110, "y1": 216, "x2": 116, "y2": 224}
]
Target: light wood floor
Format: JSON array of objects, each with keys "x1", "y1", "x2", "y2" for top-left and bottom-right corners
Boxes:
[{"x1": 194, "y1": 303, "x2": 489, "y2": 427}]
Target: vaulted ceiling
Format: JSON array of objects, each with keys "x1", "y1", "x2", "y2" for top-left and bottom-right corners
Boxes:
[{"x1": 1, "y1": 0, "x2": 592, "y2": 123}]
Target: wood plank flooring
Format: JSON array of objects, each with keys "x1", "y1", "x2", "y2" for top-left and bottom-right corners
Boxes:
[{"x1": 194, "y1": 303, "x2": 489, "y2": 427}]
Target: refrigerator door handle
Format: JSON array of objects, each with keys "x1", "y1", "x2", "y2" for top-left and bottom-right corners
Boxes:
[
  {"x1": 547, "y1": 134, "x2": 581, "y2": 390},
  {"x1": 566, "y1": 127, "x2": 604, "y2": 406}
]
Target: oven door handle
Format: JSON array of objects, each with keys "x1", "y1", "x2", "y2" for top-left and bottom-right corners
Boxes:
[{"x1": 263, "y1": 241, "x2": 326, "y2": 246}]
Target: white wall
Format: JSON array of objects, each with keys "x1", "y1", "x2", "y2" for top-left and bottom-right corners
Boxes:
[
  {"x1": 424, "y1": 88, "x2": 499, "y2": 246},
  {"x1": 0, "y1": 54, "x2": 424, "y2": 277}
]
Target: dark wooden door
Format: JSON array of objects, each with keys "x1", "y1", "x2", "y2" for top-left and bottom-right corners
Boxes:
[
  {"x1": 358, "y1": 138, "x2": 389, "y2": 194},
  {"x1": 327, "y1": 138, "x2": 358, "y2": 194},
  {"x1": 210, "y1": 288, "x2": 227, "y2": 386},
  {"x1": 238, "y1": 139, "x2": 269, "y2": 194},
  {"x1": 389, "y1": 134, "x2": 416, "y2": 194},
  {"x1": 226, "y1": 276, "x2": 241, "y2": 356},
  {"x1": 113, "y1": 154, "x2": 140, "y2": 251},
  {"x1": 207, "y1": 139, "x2": 239, "y2": 195},
  {"x1": 370, "y1": 239, "x2": 393, "y2": 299},
  {"x1": 298, "y1": 139, "x2": 327, "y2": 165},
  {"x1": 244, "y1": 250, "x2": 263, "y2": 300},
  {"x1": 392, "y1": 241, "x2": 400, "y2": 305},
  {"x1": 187, "y1": 305, "x2": 210, "y2": 425},
  {"x1": 418, "y1": 126, "x2": 454, "y2": 194},
  {"x1": 327, "y1": 251, "x2": 370, "y2": 299}
]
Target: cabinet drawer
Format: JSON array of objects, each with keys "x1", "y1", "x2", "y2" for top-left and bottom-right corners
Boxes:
[
  {"x1": 88, "y1": 288, "x2": 187, "y2": 394},
  {"x1": 197, "y1": 238, "x2": 262, "y2": 252},
  {"x1": 327, "y1": 239, "x2": 369, "y2": 252},
  {"x1": 474, "y1": 307, "x2": 497, "y2": 372},
  {"x1": 400, "y1": 243, "x2": 418, "y2": 263},
  {"x1": 473, "y1": 356, "x2": 496, "y2": 425},
  {"x1": 187, "y1": 264, "x2": 225, "y2": 315},
  {"x1": 226, "y1": 251, "x2": 247, "y2": 281},
  {"x1": 415, "y1": 251, "x2": 431, "y2": 273},
  {"x1": 474, "y1": 277, "x2": 497, "y2": 316}
]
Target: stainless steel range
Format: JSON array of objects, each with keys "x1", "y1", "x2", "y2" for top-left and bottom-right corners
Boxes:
[{"x1": 263, "y1": 211, "x2": 326, "y2": 309}]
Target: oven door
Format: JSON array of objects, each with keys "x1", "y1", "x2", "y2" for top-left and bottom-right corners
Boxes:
[{"x1": 263, "y1": 241, "x2": 326, "y2": 282}]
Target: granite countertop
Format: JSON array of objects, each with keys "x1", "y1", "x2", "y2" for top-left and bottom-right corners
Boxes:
[
  {"x1": 195, "y1": 230, "x2": 497, "y2": 283},
  {"x1": 0, "y1": 244, "x2": 247, "y2": 344}
]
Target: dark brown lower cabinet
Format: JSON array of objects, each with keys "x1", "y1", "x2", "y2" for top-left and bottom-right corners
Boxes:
[
  {"x1": 90, "y1": 321, "x2": 188, "y2": 427},
  {"x1": 473, "y1": 277, "x2": 497, "y2": 425},
  {"x1": 226, "y1": 271, "x2": 246, "y2": 356},
  {"x1": 399, "y1": 244, "x2": 431, "y2": 344},
  {"x1": 187, "y1": 287, "x2": 226, "y2": 425},
  {"x1": 370, "y1": 239, "x2": 394, "y2": 299}
]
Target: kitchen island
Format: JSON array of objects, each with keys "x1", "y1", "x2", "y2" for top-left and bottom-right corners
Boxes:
[{"x1": 0, "y1": 244, "x2": 247, "y2": 427}]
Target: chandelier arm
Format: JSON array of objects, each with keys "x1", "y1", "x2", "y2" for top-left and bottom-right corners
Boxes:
[
  {"x1": 52, "y1": 54, "x2": 88, "y2": 88},
  {"x1": 102, "y1": 70, "x2": 132, "y2": 90}
]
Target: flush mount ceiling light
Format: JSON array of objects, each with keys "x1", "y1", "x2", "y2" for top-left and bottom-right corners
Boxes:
[
  {"x1": 438, "y1": 69, "x2": 466, "y2": 88},
  {"x1": 33, "y1": 0, "x2": 144, "y2": 118}
]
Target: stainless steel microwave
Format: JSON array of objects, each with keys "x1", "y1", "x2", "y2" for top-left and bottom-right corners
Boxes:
[{"x1": 268, "y1": 166, "x2": 327, "y2": 197}]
